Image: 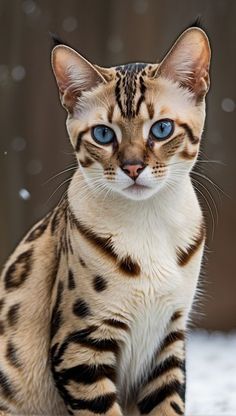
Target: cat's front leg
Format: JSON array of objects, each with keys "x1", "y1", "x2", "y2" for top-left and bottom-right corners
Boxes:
[
  {"x1": 50, "y1": 326, "x2": 123, "y2": 416},
  {"x1": 137, "y1": 311, "x2": 186, "y2": 416}
]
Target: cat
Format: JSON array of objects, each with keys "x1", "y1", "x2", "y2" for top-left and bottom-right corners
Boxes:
[{"x1": 0, "y1": 24, "x2": 210, "y2": 416}]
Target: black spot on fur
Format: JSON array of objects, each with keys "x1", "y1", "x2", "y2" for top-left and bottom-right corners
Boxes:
[
  {"x1": 79, "y1": 257, "x2": 86, "y2": 267},
  {"x1": 73, "y1": 299, "x2": 91, "y2": 318},
  {"x1": 25, "y1": 215, "x2": 50, "y2": 242},
  {"x1": 7, "y1": 303, "x2": 20, "y2": 327},
  {"x1": 6, "y1": 341, "x2": 21, "y2": 368},
  {"x1": 93, "y1": 275, "x2": 107, "y2": 292},
  {"x1": 119, "y1": 255, "x2": 140, "y2": 276},
  {"x1": 0, "y1": 370, "x2": 15, "y2": 399},
  {"x1": 4, "y1": 249, "x2": 33, "y2": 291}
]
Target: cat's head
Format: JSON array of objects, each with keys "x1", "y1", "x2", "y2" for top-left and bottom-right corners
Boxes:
[{"x1": 51, "y1": 27, "x2": 211, "y2": 201}]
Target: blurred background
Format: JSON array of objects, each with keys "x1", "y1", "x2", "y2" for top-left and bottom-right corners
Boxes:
[{"x1": 0, "y1": 0, "x2": 235, "y2": 331}]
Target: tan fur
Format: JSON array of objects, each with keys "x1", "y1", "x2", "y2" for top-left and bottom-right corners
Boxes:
[{"x1": 0, "y1": 27, "x2": 211, "y2": 415}]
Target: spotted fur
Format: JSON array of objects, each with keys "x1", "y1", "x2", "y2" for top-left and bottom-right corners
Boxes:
[{"x1": 0, "y1": 27, "x2": 211, "y2": 415}]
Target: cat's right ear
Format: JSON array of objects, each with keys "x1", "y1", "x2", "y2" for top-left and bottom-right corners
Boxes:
[
  {"x1": 51, "y1": 45, "x2": 106, "y2": 112},
  {"x1": 156, "y1": 28, "x2": 211, "y2": 100}
]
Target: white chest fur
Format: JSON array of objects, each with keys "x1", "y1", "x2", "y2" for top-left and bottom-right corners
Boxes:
[
  {"x1": 117, "y1": 282, "x2": 173, "y2": 404},
  {"x1": 69, "y1": 174, "x2": 203, "y2": 403}
]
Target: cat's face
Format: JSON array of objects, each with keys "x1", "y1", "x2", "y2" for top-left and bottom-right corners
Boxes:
[{"x1": 52, "y1": 28, "x2": 211, "y2": 201}]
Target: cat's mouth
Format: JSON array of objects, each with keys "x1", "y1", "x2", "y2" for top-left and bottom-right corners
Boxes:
[
  {"x1": 122, "y1": 183, "x2": 153, "y2": 199},
  {"x1": 125, "y1": 184, "x2": 150, "y2": 191}
]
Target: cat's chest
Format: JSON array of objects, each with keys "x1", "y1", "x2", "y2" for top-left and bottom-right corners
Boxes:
[{"x1": 116, "y1": 280, "x2": 173, "y2": 404}]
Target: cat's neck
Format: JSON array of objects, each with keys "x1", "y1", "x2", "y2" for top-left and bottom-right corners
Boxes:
[{"x1": 67, "y1": 170, "x2": 198, "y2": 235}]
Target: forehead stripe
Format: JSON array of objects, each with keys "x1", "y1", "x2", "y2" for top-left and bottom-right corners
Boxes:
[
  {"x1": 135, "y1": 75, "x2": 146, "y2": 116},
  {"x1": 107, "y1": 105, "x2": 114, "y2": 124}
]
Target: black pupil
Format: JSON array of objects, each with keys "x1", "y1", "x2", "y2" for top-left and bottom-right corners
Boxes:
[
  {"x1": 103, "y1": 128, "x2": 108, "y2": 137},
  {"x1": 160, "y1": 123, "x2": 165, "y2": 132}
]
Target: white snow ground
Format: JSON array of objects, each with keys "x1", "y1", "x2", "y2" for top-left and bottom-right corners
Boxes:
[{"x1": 186, "y1": 331, "x2": 236, "y2": 416}]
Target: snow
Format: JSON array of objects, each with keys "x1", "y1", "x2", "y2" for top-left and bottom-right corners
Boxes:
[{"x1": 186, "y1": 331, "x2": 236, "y2": 416}]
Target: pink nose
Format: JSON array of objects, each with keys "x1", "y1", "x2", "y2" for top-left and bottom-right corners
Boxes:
[{"x1": 121, "y1": 161, "x2": 145, "y2": 179}]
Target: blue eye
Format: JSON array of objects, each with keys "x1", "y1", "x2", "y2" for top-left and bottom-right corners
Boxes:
[
  {"x1": 150, "y1": 119, "x2": 174, "y2": 140},
  {"x1": 92, "y1": 125, "x2": 115, "y2": 144}
]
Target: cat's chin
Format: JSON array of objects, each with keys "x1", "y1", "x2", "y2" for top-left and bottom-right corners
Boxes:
[{"x1": 119, "y1": 183, "x2": 159, "y2": 201}]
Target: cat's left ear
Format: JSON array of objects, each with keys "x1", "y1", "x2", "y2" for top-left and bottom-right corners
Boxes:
[
  {"x1": 156, "y1": 28, "x2": 211, "y2": 100},
  {"x1": 51, "y1": 45, "x2": 106, "y2": 112}
]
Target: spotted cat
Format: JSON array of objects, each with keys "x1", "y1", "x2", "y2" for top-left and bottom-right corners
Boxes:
[{"x1": 0, "y1": 25, "x2": 211, "y2": 416}]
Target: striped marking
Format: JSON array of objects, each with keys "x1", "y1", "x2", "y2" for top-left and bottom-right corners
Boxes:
[
  {"x1": 180, "y1": 123, "x2": 200, "y2": 144},
  {"x1": 180, "y1": 149, "x2": 197, "y2": 159},
  {"x1": 136, "y1": 75, "x2": 146, "y2": 115},
  {"x1": 145, "y1": 356, "x2": 184, "y2": 385},
  {"x1": 75, "y1": 128, "x2": 89, "y2": 152},
  {"x1": 79, "y1": 156, "x2": 94, "y2": 168},
  {"x1": 160, "y1": 331, "x2": 185, "y2": 352},
  {"x1": 177, "y1": 223, "x2": 205, "y2": 266},
  {"x1": 103, "y1": 319, "x2": 129, "y2": 331},
  {"x1": 51, "y1": 281, "x2": 64, "y2": 340},
  {"x1": 68, "y1": 269, "x2": 76, "y2": 290},
  {"x1": 107, "y1": 105, "x2": 114, "y2": 123},
  {"x1": 138, "y1": 380, "x2": 185, "y2": 414},
  {"x1": 0, "y1": 299, "x2": 5, "y2": 313},
  {"x1": 79, "y1": 157, "x2": 94, "y2": 168},
  {"x1": 70, "y1": 212, "x2": 140, "y2": 277},
  {"x1": 171, "y1": 401, "x2": 184, "y2": 415},
  {"x1": 55, "y1": 363, "x2": 116, "y2": 385},
  {"x1": 0, "y1": 321, "x2": 5, "y2": 335},
  {"x1": 51, "y1": 326, "x2": 119, "y2": 367},
  {"x1": 171, "y1": 311, "x2": 182, "y2": 322},
  {"x1": 66, "y1": 392, "x2": 117, "y2": 413},
  {"x1": 147, "y1": 102, "x2": 154, "y2": 119}
]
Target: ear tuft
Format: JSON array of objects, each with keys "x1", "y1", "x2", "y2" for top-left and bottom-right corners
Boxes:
[
  {"x1": 49, "y1": 32, "x2": 71, "y2": 49},
  {"x1": 51, "y1": 45, "x2": 106, "y2": 112},
  {"x1": 187, "y1": 15, "x2": 205, "y2": 31},
  {"x1": 157, "y1": 27, "x2": 211, "y2": 100}
]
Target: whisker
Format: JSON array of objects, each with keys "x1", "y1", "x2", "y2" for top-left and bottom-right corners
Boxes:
[
  {"x1": 44, "y1": 165, "x2": 78, "y2": 185},
  {"x1": 191, "y1": 178, "x2": 216, "y2": 240}
]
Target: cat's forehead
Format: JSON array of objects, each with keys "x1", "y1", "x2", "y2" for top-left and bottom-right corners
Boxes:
[
  {"x1": 99, "y1": 62, "x2": 157, "y2": 121},
  {"x1": 76, "y1": 61, "x2": 195, "y2": 127}
]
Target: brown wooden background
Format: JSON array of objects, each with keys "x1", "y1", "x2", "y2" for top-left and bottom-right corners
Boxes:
[{"x1": 0, "y1": 0, "x2": 235, "y2": 330}]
